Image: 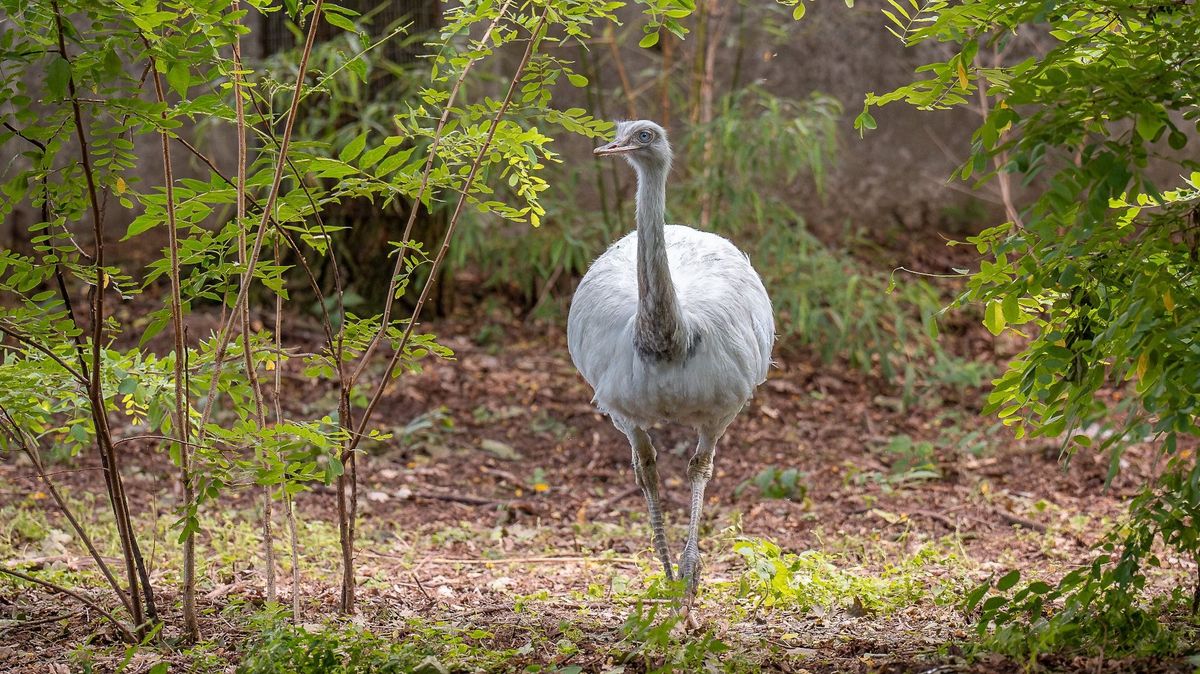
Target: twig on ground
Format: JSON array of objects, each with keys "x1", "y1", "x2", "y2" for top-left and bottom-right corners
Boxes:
[
  {"x1": 410, "y1": 490, "x2": 506, "y2": 507},
  {"x1": 411, "y1": 573, "x2": 432, "y2": 602},
  {"x1": 480, "y1": 466, "x2": 522, "y2": 486},
  {"x1": 0, "y1": 567, "x2": 134, "y2": 643},
  {"x1": 993, "y1": 509, "x2": 1046, "y2": 533},
  {"x1": 908, "y1": 509, "x2": 960, "y2": 531},
  {"x1": 590, "y1": 485, "x2": 641, "y2": 514},
  {"x1": 455, "y1": 604, "x2": 510, "y2": 619},
  {"x1": 0, "y1": 610, "x2": 80, "y2": 634}
]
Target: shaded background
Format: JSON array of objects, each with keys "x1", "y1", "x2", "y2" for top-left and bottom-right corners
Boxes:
[{"x1": 1, "y1": 0, "x2": 992, "y2": 298}]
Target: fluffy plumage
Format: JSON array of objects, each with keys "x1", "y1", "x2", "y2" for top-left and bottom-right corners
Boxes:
[
  {"x1": 567, "y1": 119, "x2": 774, "y2": 605},
  {"x1": 568, "y1": 224, "x2": 773, "y2": 429}
]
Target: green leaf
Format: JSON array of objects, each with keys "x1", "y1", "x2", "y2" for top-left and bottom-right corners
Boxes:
[
  {"x1": 984, "y1": 300, "x2": 1006, "y2": 335},
  {"x1": 639, "y1": 32, "x2": 660, "y2": 48},
  {"x1": 996, "y1": 569, "x2": 1020, "y2": 591},
  {"x1": 167, "y1": 61, "x2": 190, "y2": 97},
  {"x1": 980, "y1": 595, "x2": 1006, "y2": 612},
  {"x1": 339, "y1": 132, "x2": 367, "y2": 163},
  {"x1": 358, "y1": 144, "x2": 389, "y2": 169},
  {"x1": 566, "y1": 73, "x2": 588, "y2": 87},
  {"x1": 46, "y1": 57, "x2": 71, "y2": 100},
  {"x1": 1136, "y1": 113, "x2": 1165, "y2": 142},
  {"x1": 853, "y1": 110, "x2": 877, "y2": 135},
  {"x1": 964, "y1": 581, "x2": 990, "y2": 611},
  {"x1": 68, "y1": 423, "x2": 90, "y2": 444},
  {"x1": 325, "y1": 11, "x2": 358, "y2": 33},
  {"x1": 118, "y1": 377, "x2": 138, "y2": 394},
  {"x1": 1001, "y1": 293, "x2": 1021, "y2": 323},
  {"x1": 327, "y1": 456, "x2": 345, "y2": 481},
  {"x1": 140, "y1": 313, "x2": 170, "y2": 346},
  {"x1": 792, "y1": 2, "x2": 806, "y2": 20},
  {"x1": 125, "y1": 213, "x2": 161, "y2": 239},
  {"x1": 1027, "y1": 581, "x2": 1053, "y2": 594}
]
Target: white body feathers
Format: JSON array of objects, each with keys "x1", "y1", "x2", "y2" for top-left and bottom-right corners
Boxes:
[
  {"x1": 567, "y1": 224, "x2": 774, "y2": 430},
  {"x1": 572, "y1": 119, "x2": 772, "y2": 596}
]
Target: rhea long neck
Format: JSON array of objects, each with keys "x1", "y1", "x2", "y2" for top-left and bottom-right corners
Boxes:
[{"x1": 632, "y1": 158, "x2": 688, "y2": 363}]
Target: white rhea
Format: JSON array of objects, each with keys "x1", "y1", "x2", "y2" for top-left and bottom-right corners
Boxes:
[{"x1": 567, "y1": 120, "x2": 774, "y2": 604}]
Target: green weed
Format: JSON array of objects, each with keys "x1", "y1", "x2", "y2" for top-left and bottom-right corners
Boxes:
[
  {"x1": 619, "y1": 578, "x2": 733, "y2": 673},
  {"x1": 733, "y1": 537, "x2": 956, "y2": 615},
  {"x1": 238, "y1": 621, "x2": 437, "y2": 674},
  {"x1": 736, "y1": 466, "x2": 808, "y2": 501},
  {"x1": 881, "y1": 434, "x2": 942, "y2": 483},
  {"x1": 843, "y1": 434, "x2": 943, "y2": 490},
  {"x1": 0, "y1": 504, "x2": 50, "y2": 547},
  {"x1": 394, "y1": 406, "x2": 456, "y2": 455}
]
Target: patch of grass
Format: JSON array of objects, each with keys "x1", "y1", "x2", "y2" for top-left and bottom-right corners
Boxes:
[
  {"x1": 934, "y1": 409, "x2": 1001, "y2": 458},
  {"x1": 192, "y1": 507, "x2": 343, "y2": 586},
  {"x1": 0, "y1": 497, "x2": 120, "y2": 592},
  {"x1": 620, "y1": 600, "x2": 734, "y2": 673},
  {"x1": 731, "y1": 537, "x2": 963, "y2": 615},
  {"x1": 237, "y1": 612, "x2": 573, "y2": 674},
  {"x1": 529, "y1": 410, "x2": 570, "y2": 441},
  {"x1": 0, "y1": 489, "x2": 336, "y2": 595},
  {"x1": 427, "y1": 521, "x2": 483, "y2": 548},
  {"x1": 238, "y1": 620, "x2": 436, "y2": 673},
  {"x1": 0, "y1": 503, "x2": 51, "y2": 549},
  {"x1": 843, "y1": 434, "x2": 943, "y2": 490},
  {"x1": 609, "y1": 576, "x2": 775, "y2": 673},
  {"x1": 394, "y1": 406, "x2": 456, "y2": 455}
]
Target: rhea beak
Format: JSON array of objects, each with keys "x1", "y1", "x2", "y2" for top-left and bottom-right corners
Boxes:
[{"x1": 594, "y1": 139, "x2": 636, "y2": 156}]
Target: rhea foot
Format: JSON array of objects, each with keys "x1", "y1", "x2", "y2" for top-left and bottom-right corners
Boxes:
[{"x1": 678, "y1": 543, "x2": 702, "y2": 602}]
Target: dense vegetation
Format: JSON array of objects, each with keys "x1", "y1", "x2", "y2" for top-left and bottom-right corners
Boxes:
[
  {"x1": 0, "y1": 0, "x2": 1198, "y2": 670},
  {"x1": 0, "y1": 0, "x2": 624, "y2": 639},
  {"x1": 862, "y1": 0, "x2": 1200, "y2": 657}
]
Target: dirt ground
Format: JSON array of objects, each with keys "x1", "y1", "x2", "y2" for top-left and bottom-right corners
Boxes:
[{"x1": 0, "y1": 306, "x2": 1196, "y2": 673}]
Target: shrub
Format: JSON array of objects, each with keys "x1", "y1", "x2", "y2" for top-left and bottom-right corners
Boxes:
[{"x1": 862, "y1": 0, "x2": 1200, "y2": 656}]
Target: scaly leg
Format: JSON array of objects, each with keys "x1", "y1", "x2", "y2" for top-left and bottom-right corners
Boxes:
[
  {"x1": 678, "y1": 424, "x2": 726, "y2": 605},
  {"x1": 625, "y1": 425, "x2": 674, "y2": 582}
]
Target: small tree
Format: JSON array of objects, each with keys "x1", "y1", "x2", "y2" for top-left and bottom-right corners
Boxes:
[{"x1": 0, "y1": 0, "x2": 623, "y2": 640}]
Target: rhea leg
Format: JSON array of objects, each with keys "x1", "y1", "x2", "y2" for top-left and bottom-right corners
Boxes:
[
  {"x1": 678, "y1": 425, "x2": 726, "y2": 603},
  {"x1": 625, "y1": 425, "x2": 674, "y2": 582}
]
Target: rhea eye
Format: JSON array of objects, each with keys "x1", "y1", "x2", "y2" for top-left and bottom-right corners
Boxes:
[{"x1": 637, "y1": 130, "x2": 653, "y2": 143}]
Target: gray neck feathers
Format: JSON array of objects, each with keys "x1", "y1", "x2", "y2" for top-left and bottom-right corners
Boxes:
[{"x1": 632, "y1": 160, "x2": 688, "y2": 362}]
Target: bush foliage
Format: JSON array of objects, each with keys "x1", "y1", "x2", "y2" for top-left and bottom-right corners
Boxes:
[
  {"x1": 0, "y1": 0, "x2": 631, "y2": 639},
  {"x1": 862, "y1": 0, "x2": 1200, "y2": 655}
]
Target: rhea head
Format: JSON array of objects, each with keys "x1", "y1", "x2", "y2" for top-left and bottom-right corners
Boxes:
[{"x1": 594, "y1": 120, "x2": 672, "y2": 172}]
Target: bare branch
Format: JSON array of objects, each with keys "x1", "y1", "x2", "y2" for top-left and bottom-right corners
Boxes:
[
  {"x1": 0, "y1": 323, "x2": 88, "y2": 385},
  {"x1": 0, "y1": 409, "x2": 136, "y2": 622},
  {"x1": 147, "y1": 45, "x2": 200, "y2": 643},
  {"x1": 0, "y1": 566, "x2": 135, "y2": 644},
  {"x1": 347, "y1": 0, "x2": 516, "y2": 390},
  {"x1": 195, "y1": 0, "x2": 327, "y2": 443}
]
